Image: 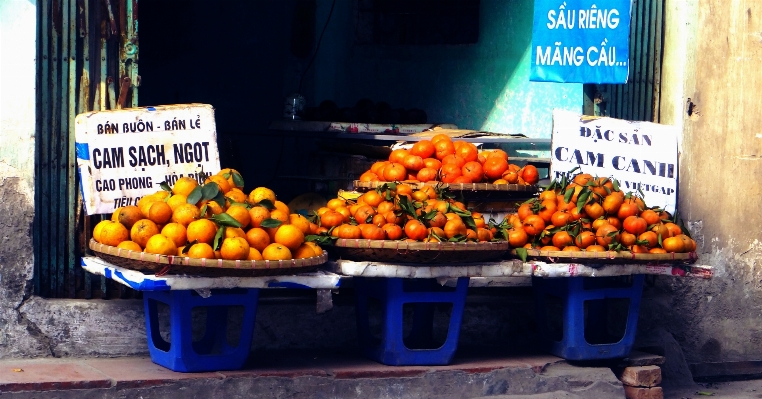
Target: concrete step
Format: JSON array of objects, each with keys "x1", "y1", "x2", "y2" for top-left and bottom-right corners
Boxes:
[{"x1": 0, "y1": 349, "x2": 624, "y2": 399}]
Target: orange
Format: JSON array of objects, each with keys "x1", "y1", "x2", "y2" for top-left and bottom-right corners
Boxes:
[
  {"x1": 226, "y1": 204, "x2": 251, "y2": 228},
  {"x1": 434, "y1": 139, "x2": 455, "y2": 160},
  {"x1": 115, "y1": 205, "x2": 144, "y2": 229},
  {"x1": 247, "y1": 247, "x2": 264, "y2": 261},
  {"x1": 167, "y1": 194, "x2": 188, "y2": 211},
  {"x1": 248, "y1": 206, "x2": 271, "y2": 228},
  {"x1": 171, "y1": 203, "x2": 201, "y2": 226},
  {"x1": 245, "y1": 227, "x2": 271, "y2": 252},
  {"x1": 130, "y1": 219, "x2": 160, "y2": 248},
  {"x1": 274, "y1": 224, "x2": 305, "y2": 250},
  {"x1": 461, "y1": 161, "x2": 483, "y2": 183},
  {"x1": 248, "y1": 187, "x2": 276, "y2": 205},
  {"x1": 225, "y1": 227, "x2": 247, "y2": 239},
  {"x1": 662, "y1": 236, "x2": 686, "y2": 253},
  {"x1": 218, "y1": 168, "x2": 243, "y2": 190},
  {"x1": 388, "y1": 148, "x2": 410, "y2": 164},
  {"x1": 161, "y1": 223, "x2": 188, "y2": 247},
  {"x1": 370, "y1": 161, "x2": 390, "y2": 175},
  {"x1": 144, "y1": 234, "x2": 177, "y2": 256},
  {"x1": 416, "y1": 168, "x2": 438, "y2": 182},
  {"x1": 147, "y1": 201, "x2": 173, "y2": 225},
  {"x1": 288, "y1": 213, "x2": 311, "y2": 234},
  {"x1": 93, "y1": 219, "x2": 112, "y2": 243},
  {"x1": 172, "y1": 176, "x2": 199, "y2": 197},
  {"x1": 430, "y1": 133, "x2": 451, "y2": 145},
  {"x1": 186, "y1": 242, "x2": 215, "y2": 259},
  {"x1": 507, "y1": 227, "x2": 528, "y2": 248},
  {"x1": 186, "y1": 219, "x2": 218, "y2": 244},
  {"x1": 522, "y1": 215, "x2": 545, "y2": 236},
  {"x1": 220, "y1": 237, "x2": 250, "y2": 260},
  {"x1": 274, "y1": 200, "x2": 290, "y2": 215},
  {"x1": 440, "y1": 163, "x2": 462, "y2": 183},
  {"x1": 359, "y1": 171, "x2": 379, "y2": 182},
  {"x1": 293, "y1": 243, "x2": 317, "y2": 259},
  {"x1": 402, "y1": 154, "x2": 424, "y2": 172},
  {"x1": 383, "y1": 163, "x2": 407, "y2": 182},
  {"x1": 444, "y1": 219, "x2": 467, "y2": 239},
  {"x1": 442, "y1": 154, "x2": 466, "y2": 168},
  {"x1": 262, "y1": 243, "x2": 292, "y2": 261},
  {"x1": 99, "y1": 221, "x2": 130, "y2": 247},
  {"x1": 320, "y1": 210, "x2": 344, "y2": 228},
  {"x1": 483, "y1": 157, "x2": 509, "y2": 180},
  {"x1": 404, "y1": 220, "x2": 428, "y2": 241},
  {"x1": 269, "y1": 209, "x2": 290, "y2": 224},
  {"x1": 408, "y1": 139, "x2": 434, "y2": 158},
  {"x1": 201, "y1": 199, "x2": 224, "y2": 217},
  {"x1": 327, "y1": 198, "x2": 347, "y2": 210},
  {"x1": 382, "y1": 223, "x2": 403, "y2": 240},
  {"x1": 205, "y1": 174, "x2": 231, "y2": 194},
  {"x1": 117, "y1": 240, "x2": 142, "y2": 252},
  {"x1": 360, "y1": 191, "x2": 383, "y2": 208},
  {"x1": 520, "y1": 165, "x2": 540, "y2": 185},
  {"x1": 595, "y1": 223, "x2": 619, "y2": 247},
  {"x1": 111, "y1": 207, "x2": 122, "y2": 222},
  {"x1": 304, "y1": 241, "x2": 324, "y2": 256},
  {"x1": 456, "y1": 142, "x2": 479, "y2": 162},
  {"x1": 225, "y1": 188, "x2": 247, "y2": 204}
]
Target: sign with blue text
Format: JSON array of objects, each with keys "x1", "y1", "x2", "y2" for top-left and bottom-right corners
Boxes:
[
  {"x1": 550, "y1": 110, "x2": 678, "y2": 214},
  {"x1": 75, "y1": 104, "x2": 221, "y2": 215},
  {"x1": 531, "y1": 0, "x2": 632, "y2": 83}
]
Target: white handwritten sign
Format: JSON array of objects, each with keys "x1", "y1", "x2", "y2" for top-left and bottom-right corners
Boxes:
[
  {"x1": 550, "y1": 110, "x2": 678, "y2": 214},
  {"x1": 75, "y1": 104, "x2": 221, "y2": 215}
]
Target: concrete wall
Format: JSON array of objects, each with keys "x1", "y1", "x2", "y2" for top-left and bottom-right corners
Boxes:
[
  {"x1": 0, "y1": 0, "x2": 53, "y2": 357},
  {"x1": 637, "y1": 0, "x2": 762, "y2": 365}
]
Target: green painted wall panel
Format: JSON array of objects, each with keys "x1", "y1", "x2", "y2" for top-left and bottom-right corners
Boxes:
[{"x1": 306, "y1": 0, "x2": 582, "y2": 138}]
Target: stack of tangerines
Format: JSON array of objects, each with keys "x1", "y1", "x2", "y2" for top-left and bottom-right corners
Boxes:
[
  {"x1": 357, "y1": 133, "x2": 540, "y2": 185},
  {"x1": 92, "y1": 168, "x2": 323, "y2": 261},
  {"x1": 502, "y1": 172, "x2": 696, "y2": 254},
  {"x1": 310, "y1": 183, "x2": 506, "y2": 243}
]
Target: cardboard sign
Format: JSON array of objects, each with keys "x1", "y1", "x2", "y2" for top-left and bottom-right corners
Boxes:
[
  {"x1": 550, "y1": 110, "x2": 678, "y2": 214},
  {"x1": 75, "y1": 104, "x2": 221, "y2": 215},
  {"x1": 530, "y1": 0, "x2": 632, "y2": 83}
]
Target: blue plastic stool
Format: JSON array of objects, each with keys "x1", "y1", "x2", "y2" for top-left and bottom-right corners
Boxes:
[
  {"x1": 143, "y1": 288, "x2": 259, "y2": 372},
  {"x1": 532, "y1": 274, "x2": 645, "y2": 361},
  {"x1": 353, "y1": 277, "x2": 469, "y2": 366}
]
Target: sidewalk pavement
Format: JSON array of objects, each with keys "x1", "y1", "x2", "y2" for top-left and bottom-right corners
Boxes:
[{"x1": 0, "y1": 349, "x2": 626, "y2": 398}]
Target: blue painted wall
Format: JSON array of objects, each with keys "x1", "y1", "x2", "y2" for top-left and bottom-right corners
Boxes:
[{"x1": 301, "y1": 0, "x2": 582, "y2": 138}]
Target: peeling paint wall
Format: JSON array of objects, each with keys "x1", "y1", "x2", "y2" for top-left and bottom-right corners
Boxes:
[
  {"x1": 638, "y1": 0, "x2": 762, "y2": 365},
  {"x1": 0, "y1": 0, "x2": 50, "y2": 358}
]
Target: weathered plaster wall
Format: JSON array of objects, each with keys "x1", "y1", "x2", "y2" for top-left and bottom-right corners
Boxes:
[
  {"x1": 638, "y1": 0, "x2": 762, "y2": 365},
  {"x1": 306, "y1": 0, "x2": 581, "y2": 136},
  {"x1": 0, "y1": 0, "x2": 52, "y2": 358}
]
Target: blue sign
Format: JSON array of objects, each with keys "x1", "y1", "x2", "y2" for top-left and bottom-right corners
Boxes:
[{"x1": 530, "y1": 0, "x2": 632, "y2": 83}]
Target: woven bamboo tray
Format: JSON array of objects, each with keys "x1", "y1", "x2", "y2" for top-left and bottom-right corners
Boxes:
[
  {"x1": 330, "y1": 239, "x2": 511, "y2": 264},
  {"x1": 89, "y1": 239, "x2": 327, "y2": 277},
  {"x1": 353, "y1": 180, "x2": 539, "y2": 193},
  {"x1": 509, "y1": 248, "x2": 698, "y2": 265}
]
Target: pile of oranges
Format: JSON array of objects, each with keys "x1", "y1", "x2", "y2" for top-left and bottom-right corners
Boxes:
[
  {"x1": 92, "y1": 168, "x2": 323, "y2": 261},
  {"x1": 501, "y1": 172, "x2": 696, "y2": 254},
  {"x1": 357, "y1": 133, "x2": 540, "y2": 185},
  {"x1": 311, "y1": 183, "x2": 506, "y2": 243}
]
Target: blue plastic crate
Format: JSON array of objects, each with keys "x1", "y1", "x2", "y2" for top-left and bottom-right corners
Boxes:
[
  {"x1": 533, "y1": 275, "x2": 645, "y2": 361},
  {"x1": 353, "y1": 277, "x2": 469, "y2": 366},
  {"x1": 143, "y1": 288, "x2": 259, "y2": 372}
]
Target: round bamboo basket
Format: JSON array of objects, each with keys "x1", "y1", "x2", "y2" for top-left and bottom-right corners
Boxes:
[
  {"x1": 353, "y1": 180, "x2": 539, "y2": 193},
  {"x1": 510, "y1": 248, "x2": 698, "y2": 265},
  {"x1": 89, "y1": 239, "x2": 327, "y2": 277},
  {"x1": 331, "y1": 239, "x2": 511, "y2": 264}
]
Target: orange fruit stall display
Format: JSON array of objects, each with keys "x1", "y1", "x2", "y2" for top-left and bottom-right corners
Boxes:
[
  {"x1": 504, "y1": 170, "x2": 697, "y2": 255},
  {"x1": 354, "y1": 137, "x2": 542, "y2": 187},
  {"x1": 90, "y1": 169, "x2": 328, "y2": 264}
]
